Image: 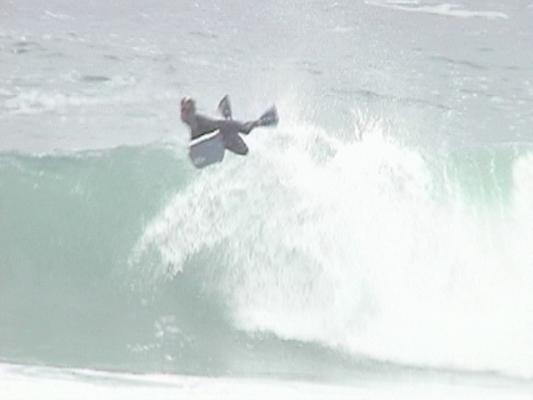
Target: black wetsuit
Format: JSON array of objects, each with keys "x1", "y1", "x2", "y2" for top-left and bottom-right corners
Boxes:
[{"x1": 188, "y1": 114, "x2": 257, "y2": 155}]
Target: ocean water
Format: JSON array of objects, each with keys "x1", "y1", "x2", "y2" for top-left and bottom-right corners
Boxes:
[{"x1": 1, "y1": 0, "x2": 533, "y2": 398}]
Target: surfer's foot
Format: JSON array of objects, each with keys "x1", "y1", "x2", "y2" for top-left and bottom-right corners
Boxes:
[{"x1": 258, "y1": 106, "x2": 278, "y2": 127}]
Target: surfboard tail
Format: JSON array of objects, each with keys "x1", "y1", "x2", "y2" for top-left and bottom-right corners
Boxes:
[{"x1": 257, "y1": 106, "x2": 278, "y2": 127}]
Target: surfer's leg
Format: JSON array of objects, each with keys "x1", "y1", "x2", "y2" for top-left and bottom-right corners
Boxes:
[
  {"x1": 223, "y1": 132, "x2": 249, "y2": 155},
  {"x1": 217, "y1": 120, "x2": 254, "y2": 135},
  {"x1": 238, "y1": 121, "x2": 258, "y2": 135},
  {"x1": 238, "y1": 107, "x2": 278, "y2": 134}
]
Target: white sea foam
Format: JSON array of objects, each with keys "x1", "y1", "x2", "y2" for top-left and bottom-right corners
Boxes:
[
  {"x1": 1, "y1": 363, "x2": 530, "y2": 400},
  {"x1": 43, "y1": 10, "x2": 73, "y2": 21},
  {"x1": 365, "y1": 1, "x2": 509, "y2": 20}
]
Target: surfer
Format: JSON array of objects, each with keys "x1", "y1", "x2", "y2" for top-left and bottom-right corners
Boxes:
[{"x1": 180, "y1": 95, "x2": 278, "y2": 155}]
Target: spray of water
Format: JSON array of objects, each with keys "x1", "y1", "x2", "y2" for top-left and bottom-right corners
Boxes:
[{"x1": 131, "y1": 108, "x2": 533, "y2": 378}]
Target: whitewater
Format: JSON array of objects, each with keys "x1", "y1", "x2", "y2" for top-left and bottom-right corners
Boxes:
[{"x1": 1, "y1": 0, "x2": 533, "y2": 398}]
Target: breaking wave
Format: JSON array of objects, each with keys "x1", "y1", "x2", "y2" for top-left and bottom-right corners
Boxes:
[{"x1": 1, "y1": 113, "x2": 533, "y2": 379}]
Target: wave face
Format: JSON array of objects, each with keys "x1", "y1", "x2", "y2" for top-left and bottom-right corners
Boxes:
[{"x1": 1, "y1": 114, "x2": 533, "y2": 380}]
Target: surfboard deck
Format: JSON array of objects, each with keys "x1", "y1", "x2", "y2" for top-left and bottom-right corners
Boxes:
[{"x1": 188, "y1": 131, "x2": 225, "y2": 169}]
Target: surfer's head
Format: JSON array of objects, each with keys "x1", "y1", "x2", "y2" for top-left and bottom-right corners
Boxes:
[{"x1": 180, "y1": 97, "x2": 196, "y2": 123}]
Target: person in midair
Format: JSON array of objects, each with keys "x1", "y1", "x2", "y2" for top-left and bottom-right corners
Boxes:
[{"x1": 180, "y1": 95, "x2": 278, "y2": 155}]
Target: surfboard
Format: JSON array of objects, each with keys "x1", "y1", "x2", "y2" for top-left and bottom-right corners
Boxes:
[{"x1": 188, "y1": 131, "x2": 225, "y2": 168}]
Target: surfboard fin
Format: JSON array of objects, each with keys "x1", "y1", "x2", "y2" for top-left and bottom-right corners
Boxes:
[
  {"x1": 257, "y1": 106, "x2": 278, "y2": 127},
  {"x1": 217, "y1": 95, "x2": 232, "y2": 120}
]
